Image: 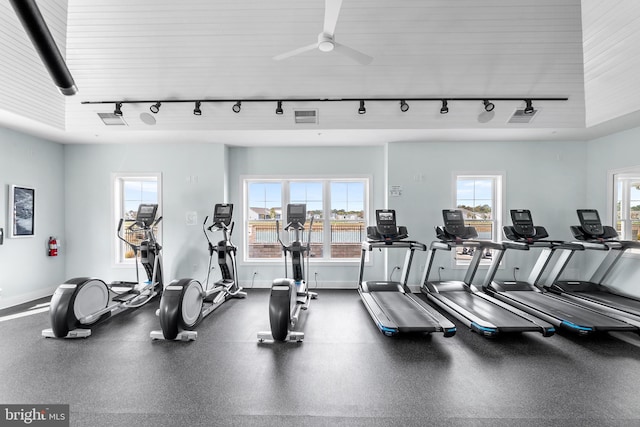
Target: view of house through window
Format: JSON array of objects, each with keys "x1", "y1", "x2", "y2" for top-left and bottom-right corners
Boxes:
[
  {"x1": 455, "y1": 174, "x2": 502, "y2": 264},
  {"x1": 113, "y1": 173, "x2": 161, "y2": 264},
  {"x1": 245, "y1": 178, "x2": 368, "y2": 261}
]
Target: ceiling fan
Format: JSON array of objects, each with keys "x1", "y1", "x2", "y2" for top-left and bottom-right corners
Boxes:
[{"x1": 273, "y1": 0, "x2": 373, "y2": 65}]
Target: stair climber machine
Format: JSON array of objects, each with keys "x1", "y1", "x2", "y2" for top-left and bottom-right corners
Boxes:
[
  {"x1": 420, "y1": 209, "x2": 555, "y2": 337},
  {"x1": 358, "y1": 209, "x2": 456, "y2": 337},
  {"x1": 151, "y1": 203, "x2": 247, "y2": 341},
  {"x1": 540, "y1": 209, "x2": 640, "y2": 324},
  {"x1": 484, "y1": 209, "x2": 638, "y2": 335},
  {"x1": 43, "y1": 204, "x2": 163, "y2": 338},
  {"x1": 257, "y1": 204, "x2": 317, "y2": 343}
]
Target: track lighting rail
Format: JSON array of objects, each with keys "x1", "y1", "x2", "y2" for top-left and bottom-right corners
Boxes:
[{"x1": 83, "y1": 97, "x2": 568, "y2": 116}]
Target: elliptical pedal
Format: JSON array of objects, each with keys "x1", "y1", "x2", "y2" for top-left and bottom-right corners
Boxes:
[{"x1": 112, "y1": 291, "x2": 138, "y2": 303}]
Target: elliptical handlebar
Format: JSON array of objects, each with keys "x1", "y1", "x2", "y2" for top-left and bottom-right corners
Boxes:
[
  {"x1": 306, "y1": 216, "x2": 314, "y2": 252},
  {"x1": 276, "y1": 220, "x2": 285, "y2": 248}
]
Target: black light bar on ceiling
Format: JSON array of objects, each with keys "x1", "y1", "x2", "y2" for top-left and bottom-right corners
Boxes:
[{"x1": 9, "y1": 0, "x2": 77, "y2": 96}]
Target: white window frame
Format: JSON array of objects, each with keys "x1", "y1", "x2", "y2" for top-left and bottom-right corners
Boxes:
[
  {"x1": 242, "y1": 175, "x2": 371, "y2": 264},
  {"x1": 608, "y1": 166, "x2": 640, "y2": 256},
  {"x1": 452, "y1": 172, "x2": 505, "y2": 268},
  {"x1": 111, "y1": 172, "x2": 162, "y2": 267}
]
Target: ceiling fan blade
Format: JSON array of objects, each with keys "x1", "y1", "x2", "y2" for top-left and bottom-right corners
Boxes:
[
  {"x1": 273, "y1": 43, "x2": 318, "y2": 61},
  {"x1": 323, "y1": 0, "x2": 343, "y2": 36},
  {"x1": 333, "y1": 42, "x2": 373, "y2": 65}
]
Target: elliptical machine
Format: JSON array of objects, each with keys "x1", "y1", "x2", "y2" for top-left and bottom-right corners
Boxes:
[
  {"x1": 151, "y1": 203, "x2": 246, "y2": 341},
  {"x1": 43, "y1": 204, "x2": 163, "y2": 338},
  {"x1": 258, "y1": 204, "x2": 317, "y2": 343}
]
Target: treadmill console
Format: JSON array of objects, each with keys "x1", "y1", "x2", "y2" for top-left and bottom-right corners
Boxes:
[
  {"x1": 510, "y1": 210, "x2": 535, "y2": 237},
  {"x1": 376, "y1": 210, "x2": 397, "y2": 236},
  {"x1": 503, "y1": 209, "x2": 549, "y2": 241},
  {"x1": 443, "y1": 210, "x2": 465, "y2": 236},
  {"x1": 367, "y1": 209, "x2": 408, "y2": 242},
  {"x1": 438, "y1": 209, "x2": 478, "y2": 240},
  {"x1": 571, "y1": 209, "x2": 619, "y2": 240},
  {"x1": 213, "y1": 203, "x2": 233, "y2": 226},
  {"x1": 287, "y1": 203, "x2": 307, "y2": 228},
  {"x1": 577, "y1": 209, "x2": 604, "y2": 236},
  {"x1": 136, "y1": 204, "x2": 158, "y2": 227}
]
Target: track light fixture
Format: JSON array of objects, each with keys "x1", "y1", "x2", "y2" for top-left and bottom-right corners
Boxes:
[
  {"x1": 483, "y1": 100, "x2": 495, "y2": 112},
  {"x1": 440, "y1": 100, "x2": 449, "y2": 114},
  {"x1": 150, "y1": 102, "x2": 161, "y2": 114},
  {"x1": 524, "y1": 99, "x2": 534, "y2": 114},
  {"x1": 358, "y1": 100, "x2": 366, "y2": 115},
  {"x1": 86, "y1": 97, "x2": 568, "y2": 122}
]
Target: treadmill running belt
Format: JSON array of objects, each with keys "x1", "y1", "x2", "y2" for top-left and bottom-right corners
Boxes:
[
  {"x1": 370, "y1": 291, "x2": 440, "y2": 330},
  {"x1": 565, "y1": 291, "x2": 640, "y2": 315},
  {"x1": 501, "y1": 291, "x2": 634, "y2": 330},
  {"x1": 438, "y1": 291, "x2": 538, "y2": 328}
]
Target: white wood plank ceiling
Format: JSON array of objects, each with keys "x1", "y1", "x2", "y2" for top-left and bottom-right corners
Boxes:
[{"x1": 0, "y1": 0, "x2": 638, "y2": 145}]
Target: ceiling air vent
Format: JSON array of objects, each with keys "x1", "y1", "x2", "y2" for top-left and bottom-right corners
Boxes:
[
  {"x1": 294, "y1": 109, "x2": 318, "y2": 124},
  {"x1": 508, "y1": 109, "x2": 537, "y2": 124},
  {"x1": 97, "y1": 113, "x2": 127, "y2": 126}
]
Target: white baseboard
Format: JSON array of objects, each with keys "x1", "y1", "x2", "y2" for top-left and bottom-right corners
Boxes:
[{"x1": 0, "y1": 286, "x2": 56, "y2": 310}]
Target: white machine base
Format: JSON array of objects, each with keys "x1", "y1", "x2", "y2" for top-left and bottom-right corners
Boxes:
[
  {"x1": 257, "y1": 331, "x2": 304, "y2": 343},
  {"x1": 41, "y1": 328, "x2": 92, "y2": 339},
  {"x1": 149, "y1": 330, "x2": 198, "y2": 341}
]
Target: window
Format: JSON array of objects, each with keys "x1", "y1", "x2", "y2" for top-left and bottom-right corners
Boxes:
[
  {"x1": 244, "y1": 177, "x2": 369, "y2": 261},
  {"x1": 454, "y1": 173, "x2": 503, "y2": 265},
  {"x1": 612, "y1": 172, "x2": 640, "y2": 241},
  {"x1": 113, "y1": 173, "x2": 161, "y2": 264}
]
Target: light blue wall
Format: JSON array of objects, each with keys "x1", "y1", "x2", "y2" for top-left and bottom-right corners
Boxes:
[
  {"x1": 386, "y1": 140, "x2": 588, "y2": 288},
  {"x1": 585, "y1": 126, "x2": 640, "y2": 297},
  {"x1": 64, "y1": 143, "x2": 226, "y2": 287},
  {"x1": 228, "y1": 146, "x2": 386, "y2": 289},
  {"x1": 7, "y1": 122, "x2": 640, "y2": 306},
  {"x1": 0, "y1": 128, "x2": 65, "y2": 309}
]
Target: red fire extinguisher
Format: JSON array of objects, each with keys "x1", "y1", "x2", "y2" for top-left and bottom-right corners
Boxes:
[{"x1": 48, "y1": 236, "x2": 58, "y2": 257}]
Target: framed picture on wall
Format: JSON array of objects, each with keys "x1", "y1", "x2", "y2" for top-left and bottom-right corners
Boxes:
[{"x1": 9, "y1": 185, "x2": 35, "y2": 238}]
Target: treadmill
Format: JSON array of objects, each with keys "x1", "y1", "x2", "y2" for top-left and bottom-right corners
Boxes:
[
  {"x1": 484, "y1": 209, "x2": 638, "y2": 335},
  {"x1": 541, "y1": 209, "x2": 640, "y2": 322},
  {"x1": 358, "y1": 209, "x2": 456, "y2": 337},
  {"x1": 421, "y1": 209, "x2": 555, "y2": 337}
]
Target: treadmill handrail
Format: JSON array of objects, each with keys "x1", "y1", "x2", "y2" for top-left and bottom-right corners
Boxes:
[
  {"x1": 432, "y1": 239, "x2": 505, "y2": 250},
  {"x1": 500, "y1": 241, "x2": 531, "y2": 250},
  {"x1": 362, "y1": 240, "x2": 427, "y2": 251}
]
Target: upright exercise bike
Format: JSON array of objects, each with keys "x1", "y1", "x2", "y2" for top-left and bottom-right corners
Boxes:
[
  {"x1": 258, "y1": 204, "x2": 317, "y2": 342},
  {"x1": 151, "y1": 203, "x2": 246, "y2": 341},
  {"x1": 43, "y1": 204, "x2": 163, "y2": 338}
]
